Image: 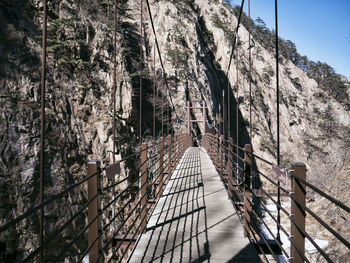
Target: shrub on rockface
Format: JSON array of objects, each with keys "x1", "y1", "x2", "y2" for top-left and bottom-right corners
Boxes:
[{"x1": 230, "y1": 3, "x2": 349, "y2": 107}]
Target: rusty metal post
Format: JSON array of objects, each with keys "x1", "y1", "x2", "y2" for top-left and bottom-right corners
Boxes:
[
  {"x1": 291, "y1": 162, "x2": 306, "y2": 263},
  {"x1": 220, "y1": 135, "x2": 224, "y2": 177},
  {"x1": 243, "y1": 144, "x2": 252, "y2": 237},
  {"x1": 228, "y1": 138, "x2": 233, "y2": 198},
  {"x1": 177, "y1": 135, "x2": 180, "y2": 164},
  {"x1": 88, "y1": 160, "x2": 101, "y2": 263},
  {"x1": 177, "y1": 134, "x2": 183, "y2": 158},
  {"x1": 140, "y1": 144, "x2": 147, "y2": 234},
  {"x1": 209, "y1": 135, "x2": 212, "y2": 159},
  {"x1": 187, "y1": 101, "x2": 190, "y2": 134},
  {"x1": 167, "y1": 136, "x2": 172, "y2": 176},
  {"x1": 203, "y1": 100, "x2": 206, "y2": 134},
  {"x1": 213, "y1": 135, "x2": 216, "y2": 161},
  {"x1": 173, "y1": 135, "x2": 177, "y2": 170},
  {"x1": 216, "y1": 134, "x2": 220, "y2": 170},
  {"x1": 207, "y1": 135, "x2": 211, "y2": 159},
  {"x1": 159, "y1": 137, "x2": 164, "y2": 195},
  {"x1": 208, "y1": 135, "x2": 212, "y2": 157}
]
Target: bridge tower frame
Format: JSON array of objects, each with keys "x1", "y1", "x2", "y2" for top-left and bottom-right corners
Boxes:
[{"x1": 187, "y1": 100, "x2": 207, "y2": 135}]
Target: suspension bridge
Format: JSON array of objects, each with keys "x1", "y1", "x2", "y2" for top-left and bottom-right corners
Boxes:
[{"x1": 1, "y1": 0, "x2": 349, "y2": 262}]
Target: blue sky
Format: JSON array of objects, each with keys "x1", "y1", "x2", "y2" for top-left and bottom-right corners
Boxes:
[{"x1": 228, "y1": 0, "x2": 350, "y2": 77}]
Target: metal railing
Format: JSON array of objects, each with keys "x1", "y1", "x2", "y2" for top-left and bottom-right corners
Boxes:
[
  {"x1": 201, "y1": 133, "x2": 350, "y2": 263},
  {"x1": 0, "y1": 133, "x2": 192, "y2": 262}
]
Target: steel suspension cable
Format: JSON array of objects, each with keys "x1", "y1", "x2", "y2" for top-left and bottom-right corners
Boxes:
[
  {"x1": 161, "y1": 80, "x2": 164, "y2": 137},
  {"x1": 153, "y1": 41, "x2": 156, "y2": 139},
  {"x1": 236, "y1": 48, "x2": 239, "y2": 182},
  {"x1": 113, "y1": 0, "x2": 117, "y2": 163},
  {"x1": 139, "y1": 0, "x2": 143, "y2": 142},
  {"x1": 248, "y1": 0, "x2": 252, "y2": 145},
  {"x1": 145, "y1": 0, "x2": 181, "y2": 122},
  {"x1": 112, "y1": 0, "x2": 118, "y2": 233},
  {"x1": 275, "y1": 0, "x2": 281, "y2": 242},
  {"x1": 225, "y1": 0, "x2": 245, "y2": 78}
]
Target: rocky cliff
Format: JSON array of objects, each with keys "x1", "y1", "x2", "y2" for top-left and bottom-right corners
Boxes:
[{"x1": 0, "y1": 0, "x2": 349, "y2": 261}]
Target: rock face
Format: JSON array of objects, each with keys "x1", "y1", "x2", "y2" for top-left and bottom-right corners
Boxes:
[{"x1": 0, "y1": 0, "x2": 349, "y2": 261}]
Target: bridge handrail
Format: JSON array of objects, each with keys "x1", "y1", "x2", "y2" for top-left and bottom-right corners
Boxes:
[
  {"x1": 0, "y1": 137, "x2": 162, "y2": 235},
  {"x1": 0, "y1": 133, "x2": 190, "y2": 262},
  {"x1": 290, "y1": 173, "x2": 350, "y2": 213},
  {"x1": 99, "y1": 134, "x2": 191, "y2": 262},
  {"x1": 256, "y1": 166, "x2": 350, "y2": 260},
  {"x1": 61, "y1": 134, "x2": 188, "y2": 262},
  {"x1": 0, "y1": 168, "x2": 102, "y2": 234},
  {"x1": 201, "y1": 133, "x2": 349, "y2": 262},
  {"x1": 250, "y1": 188, "x2": 312, "y2": 263}
]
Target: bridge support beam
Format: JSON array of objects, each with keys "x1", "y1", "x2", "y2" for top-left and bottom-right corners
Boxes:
[
  {"x1": 140, "y1": 144, "x2": 148, "y2": 234},
  {"x1": 87, "y1": 160, "x2": 101, "y2": 263},
  {"x1": 291, "y1": 162, "x2": 306, "y2": 263},
  {"x1": 243, "y1": 144, "x2": 252, "y2": 238}
]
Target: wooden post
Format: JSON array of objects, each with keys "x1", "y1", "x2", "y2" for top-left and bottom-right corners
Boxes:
[
  {"x1": 87, "y1": 160, "x2": 101, "y2": 263},
  {"x1": 228, "y1": 138, "x2": 233, "y2": 198},
  {"x1": 159, "y1": 137, "x2": 164, "y2": 195},
  {"x1": 220, "y1": 136, "x2": 224, "y2": 177},
  {"x1": 140, "y1": 144, "x2": 147, "y2": 234},
  {"x1": 291, "y1": 162, "x2": 306, "y2": 263},
  {"x1": 243, "y1": 144, "x2": 252, "y2": 237}
]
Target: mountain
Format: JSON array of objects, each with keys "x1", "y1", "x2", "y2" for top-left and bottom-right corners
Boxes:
[{"x1": 0, "y1": 0, "x2": 349, "y2": 261}]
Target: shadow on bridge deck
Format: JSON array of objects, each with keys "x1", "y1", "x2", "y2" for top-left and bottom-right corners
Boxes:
[{"x1": 128, "y1": 147, "x2": 260, "y2": 263}]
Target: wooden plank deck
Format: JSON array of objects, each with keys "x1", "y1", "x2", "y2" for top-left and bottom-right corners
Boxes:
[{"x1": 128, "y1": 147, "x2": 260, "y2": 262}]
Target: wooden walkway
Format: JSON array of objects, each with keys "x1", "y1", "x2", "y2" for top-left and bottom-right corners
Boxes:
[{"x1": 128, "y1": 147, "x2": 260, "y2": 262}]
